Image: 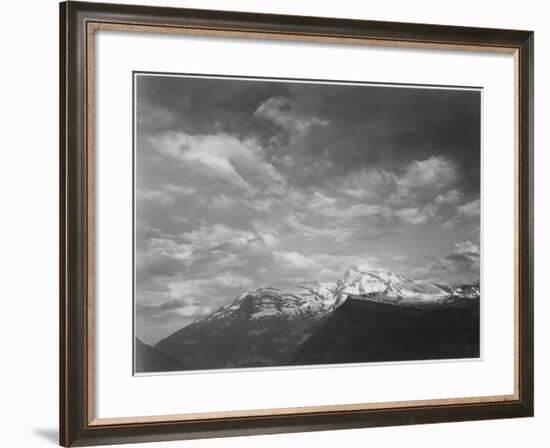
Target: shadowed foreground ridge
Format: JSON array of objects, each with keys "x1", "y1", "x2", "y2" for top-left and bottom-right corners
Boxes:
[
  {"x1": 135, "y1": 338, "x2": 185, "y2": 373},
  {"x1": 291, "y1": 297, "x2": 480, "y2": 365}
]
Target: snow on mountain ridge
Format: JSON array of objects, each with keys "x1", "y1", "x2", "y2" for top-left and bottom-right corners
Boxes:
[
  {"x1": 450, "y1": 283, "x2": 480, "y2": 299},
  {"x1": 340, "y1": 265, "x2": 450, "y2": 302},
  {"x1": 197, "y1": 265, "x2": 478, "y2": 323}
]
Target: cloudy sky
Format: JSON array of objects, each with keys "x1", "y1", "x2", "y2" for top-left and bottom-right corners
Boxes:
[{"x1": 134, "y1": 73, "x2": 481, "y2": 344}]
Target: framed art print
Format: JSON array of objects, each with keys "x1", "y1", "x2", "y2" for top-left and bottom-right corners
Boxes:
[
  {"x1": 133, "y1": 73, "x2": 483, "y2": 373},
  {"x1": 60, "y1": 1, "x2": 534, "y2": 446}
]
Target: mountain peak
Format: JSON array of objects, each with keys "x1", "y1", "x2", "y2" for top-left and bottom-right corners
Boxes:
[
  {"x1": 194, "y1": 265, "x2": 478, "y2": 325},
  {"x1": 343, "y1": 264, "x2": 403, "y2": 283},
  {"x1": 154, "y1": 264, "x2": 480, "y2": 371}
]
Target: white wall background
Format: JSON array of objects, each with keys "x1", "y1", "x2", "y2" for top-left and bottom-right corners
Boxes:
[{"x1": 0, "y1": 0, "x2": 546, "y2": 447}]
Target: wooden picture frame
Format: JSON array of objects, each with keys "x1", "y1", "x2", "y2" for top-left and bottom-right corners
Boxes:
[{"x1": 60, "y1": 1, "x2": 534, "y2": 446}]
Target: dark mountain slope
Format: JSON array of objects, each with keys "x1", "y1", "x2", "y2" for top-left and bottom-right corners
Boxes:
[
  {"x1": 135, "y1": 338, "x2": 186, "y2": 373},
  {"x1": 291, "y1": 297, "x2": 480, "y2": 366},
  {"x1": 155, "y1": 294, "x2": 329, "y2": 370}
]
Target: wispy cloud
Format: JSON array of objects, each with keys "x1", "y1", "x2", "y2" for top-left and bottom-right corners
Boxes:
[
  {"x1": 410, "y1": 241, "x2": 480, "y2": 284},
  {"x1": 255, "y1": 96, "x2": 329, "y2": 137}
]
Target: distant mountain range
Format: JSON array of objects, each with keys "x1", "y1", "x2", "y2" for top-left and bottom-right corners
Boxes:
[{"x1": 136, "y1": 266, "x2": 480, "y2": 373}]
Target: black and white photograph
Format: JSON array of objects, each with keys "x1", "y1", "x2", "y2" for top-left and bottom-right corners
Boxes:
[{"x1": 133, "y1": 73, "x2": 481, "y2": 374}]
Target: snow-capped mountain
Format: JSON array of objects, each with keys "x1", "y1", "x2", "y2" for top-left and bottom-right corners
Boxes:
[
  {"x1": 197, "y1": 265, "x2": 478, "y2": 324},
  {"x1": 200, "y1": 282, "x2": 339, "y2": 323},
  {"x1": 153, "y1": 265, "x2": 480, "y2": 371},
  {"x1": 336, "y1": 265, "x2": 452, "y2": 303},
  {"x1": 450, "y1": 283, "x2": 480, "y2": 299}
]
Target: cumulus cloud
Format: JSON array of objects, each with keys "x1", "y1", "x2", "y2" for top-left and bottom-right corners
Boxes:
[
  {"x1": 398, "y1": 156, "x2": 457, "y2": 191},
  {"x1": 454, "y1": 240, "x2": 480, "y2": 257},
  {"x1": 335, "y1": 156, "x2": 457, "y2": 205},
  {"x1": 395, "y1": 207, "x2": 433, "y2": 225},
  {"x1": 434, "y1": 189, "x2": 462, "y2": 205},
  {"x1": 442, "y1": 198, "x2": 481, "y2": 230},
  {"x1": 180, "y1": 225, "x2": 258, "y2": 253},
  {"x1": 137, "y1": 185, "x2": 196, "y2": 207},
  {"x1": 336, "y1": 168, "x2": 396, "y2": 201},
  {"x1": 413, "y1": 241, "x2": 480, "y2": 284},
  {"x1": 275, "y1": 250, "x2": 315, "y2": 269},
  {"x1": 150, "y1": 131, "x2": 285, "y2": 193},
  {"x1": 457, "y1": 199, "x2": 481, "y2": 217},
  {"x1": 328, "y1": 157, "x2": 466, "y2": 229},
  {"x1": 255, "y1": 96, "x2": 328, "y2": 136}
]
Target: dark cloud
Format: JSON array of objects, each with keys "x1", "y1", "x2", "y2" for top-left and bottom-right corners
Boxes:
[
  {"x1": 410, "y1": 241, "x2": 480, "y2": 284},
  {"x1": 137, "y1": 75, "x2": 480, "y2": 192},
  {"x1": 136, "y1": 299, "x2": 189, "y2": 316}
]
